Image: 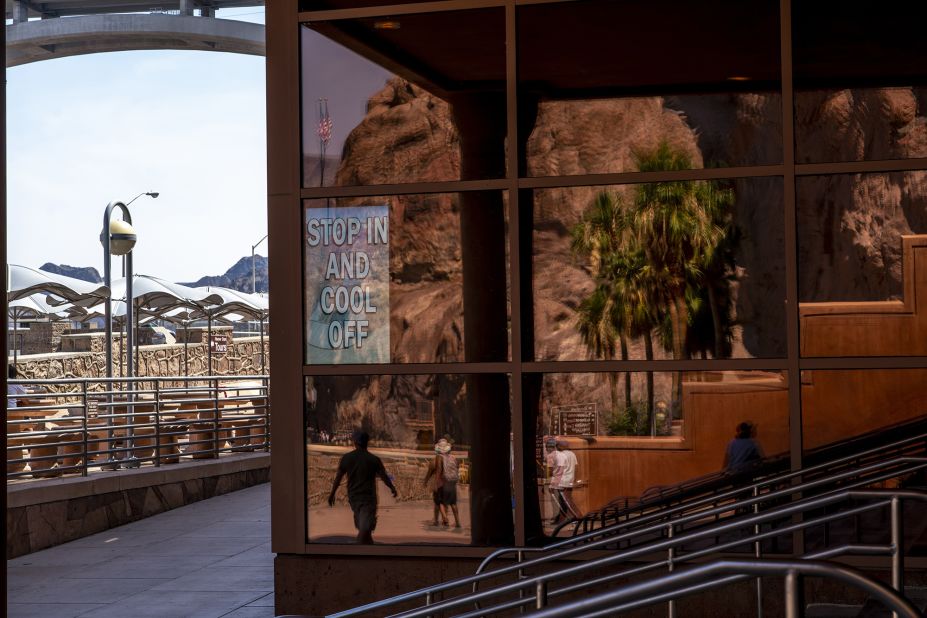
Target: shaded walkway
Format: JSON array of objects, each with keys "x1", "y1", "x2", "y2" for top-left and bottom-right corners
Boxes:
[{"x1": 7, "y1": 482, "x2": 272, "y2": 618}]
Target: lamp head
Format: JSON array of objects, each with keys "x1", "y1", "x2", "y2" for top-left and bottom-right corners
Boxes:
[
  {"x1": 108, "y1": 218, "x2": 137, "y2": 255},
  {"x1": 147, "y1": 192, "x2": 159, "y2": 199}
]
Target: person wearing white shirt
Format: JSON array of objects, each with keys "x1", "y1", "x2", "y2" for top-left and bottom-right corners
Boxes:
[{"x1": 545, "y1": 437, "x2": 581, "y2": 525}]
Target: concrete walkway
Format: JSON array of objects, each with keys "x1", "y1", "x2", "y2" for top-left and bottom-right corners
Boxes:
[{"x1": 7, "y1": 483, "x2": 273, "y2": 618}]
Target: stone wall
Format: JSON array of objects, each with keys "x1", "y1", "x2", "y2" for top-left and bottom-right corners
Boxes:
[
  {"x1": 9, "y1": 336, "x2": 269, "y2": 380},
  {"x1": 307, "y1": 445, "x2": 469, "y2": 507},
  {"x1": 14, "y1": 321, "x2": 69, "y2": 356}
]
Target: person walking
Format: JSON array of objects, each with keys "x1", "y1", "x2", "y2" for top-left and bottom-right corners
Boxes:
[
  {"x1": 723, "y1": 421, "x2": 764, "y2": 474},
  {"x1": 328, "y1": 430, "x2": 398, "y2": 544},
  {"x1": 423, "y1": 438, "x2": 462, "y2": 528},
  {"x1": 551, "y1": 438, "x2": 581, "y2": 523}
]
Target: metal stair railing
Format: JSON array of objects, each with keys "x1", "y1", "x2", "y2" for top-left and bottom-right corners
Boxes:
[
  {"x1": 479, "y1": 453, "x2": 926, "y2": 581},
  {"x1": 527, "y1": 559, "x2": 922, "y2": 618},
  {"x1": 565, "y1": 424, "x2": 927, "y2": 538},
  {"x1": 328, "y1": 486, "x2": 927, "y2": 617},
  {"x1": 444, "y1": 489, "x2": 926, "y2": 618}
]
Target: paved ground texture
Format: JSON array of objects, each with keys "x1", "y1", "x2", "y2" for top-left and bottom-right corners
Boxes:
[{"x1": 7, "y1": 483, "x2": 273, "y2": 618}]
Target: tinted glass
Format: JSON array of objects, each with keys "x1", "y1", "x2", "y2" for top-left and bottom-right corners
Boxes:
[
  {"x1": 797, "y1": 172, "x2": 927, "y2": 357},
  {"x1": 526, "y1": 371, "x2": 789, "y2": 543},
  {"x1": 532, "y1": 177, "x2": 786, "y2": 361},
  {"x1": 303, "y1": 192, "x2": 510, "y2": 364},
  {"x1": 800, "y1": 369, "x2": 927, "y2": 556},
  {"x1": 306, "y1": 373, "x2": 513, "y2": 546},
  {"x1": 300, "y1": 9, "x2": 506, "y2": 187}
]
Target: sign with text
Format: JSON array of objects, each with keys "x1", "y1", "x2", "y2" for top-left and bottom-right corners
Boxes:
[
  {"x1": 304, "y1": 205, "x2": 390, "y2": 364},
  {"x1": 553, "y1": 403, "x2": 598, "y2": 436},
  {"x1": 210, "y1": 334, "x2": 229, "y2": 354}
]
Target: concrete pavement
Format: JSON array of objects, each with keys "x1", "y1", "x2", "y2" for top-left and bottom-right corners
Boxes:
[{"x1": 7, "y1": 483, "x2": 273, "y2": 618}]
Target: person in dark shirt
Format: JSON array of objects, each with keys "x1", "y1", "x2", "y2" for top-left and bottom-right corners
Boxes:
[
  {"x1": 723, "y1": 421, "x2": 764, "y2": 474},
  {"x1": 328, "y1": 430, "x2": 398, "y2": 544}
]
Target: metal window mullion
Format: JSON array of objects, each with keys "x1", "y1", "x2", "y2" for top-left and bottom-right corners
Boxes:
[{"x1": 780, "y1": 0, "x2": 805, "y2": 555}]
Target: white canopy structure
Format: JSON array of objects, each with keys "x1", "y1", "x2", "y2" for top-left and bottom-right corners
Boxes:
[
  {"x1": 7, "y1": 264, "x2": 109, "y2": 305},
  {"x1": 193, "y1": 286, "x2": 269, "y2": 374},
  {"x1": 8, "y1": 293, "x2": 87, "y2": 363}
]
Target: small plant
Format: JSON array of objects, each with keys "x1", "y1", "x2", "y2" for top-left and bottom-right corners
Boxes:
[{"x1": 607, "y1": 402, "x2": 650, "y2": 436}]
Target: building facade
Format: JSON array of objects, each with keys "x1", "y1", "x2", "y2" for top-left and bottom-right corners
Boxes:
[{"x1": 267, "y1": 0, "x2": 927, "y2": 613}]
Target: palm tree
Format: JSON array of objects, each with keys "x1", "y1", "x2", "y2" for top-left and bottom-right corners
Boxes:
[
  {"x1": 573, "y1": 192, "x2": 660, "y2": 427},
  {"x1": 628, "y1": 142, "x2": 734, "y2": 409}
]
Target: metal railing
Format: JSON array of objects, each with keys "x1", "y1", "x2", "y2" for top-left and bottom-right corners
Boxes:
[
  {"x1": 328, "y1": 485, "x2": 927, "y2": 617},
  {"x1": 7, "y1": 375, "x2": 270, "y2": 479},
  {"x1": 482, "y1": 428, "x2": 927, "y2": 578},
  {"x1": 565, "y1": 421, "x2": 927, "y2": 537},
  {"x1": 528, "y1": 559, "x2": 922, "y2": 618}
]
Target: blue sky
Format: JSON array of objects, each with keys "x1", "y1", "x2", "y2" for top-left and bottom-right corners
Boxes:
[{"x1": 6, "y1": 9, "x2": 268, "y2": 283}]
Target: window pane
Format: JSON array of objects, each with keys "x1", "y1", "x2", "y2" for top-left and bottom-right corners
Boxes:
[
  {"x1": 526, "y1": 371, "x2": 789, "y2": 541},
  {"x1": 303, "y1": 192, "x2": 510, "y2": 364},
  {"x1": 800, "y1": 369, "x2": 927, "y2": 555},
  {"x1": 532, "y1": 177, "x2": 786, "y2": 361},
  {"x1": 300, "y1": 9, "x2": 506, "y2": 187},
  {"x1": 795, "y1": 88, "x2": 927, "y2": 164},
  {"x1": 517, "y1": 0, "x2": 782, "y2": 177},
  {"x1": 306, "y1": 373, "x2": 513, "y2": 546},
  {"x1": 797, "y1": 171, "x2": 927, "y2": 357}
]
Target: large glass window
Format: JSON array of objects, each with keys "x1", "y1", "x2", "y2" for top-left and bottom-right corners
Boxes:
[
  {"x1": 532, "y1": 177, "x2": 786, "y2": 361},
  {"x1": 303, "y1": 192, "x2": 510, "y2": 365},
  {"x1": 797, "y1": 171, "x2": 927, "y2": 357},
  {"x1": 300, "y1": 9, "x2": 506, "y2": 187},
  {"x1": 306, "y1": 373, "x2": 513, "y2": 546}
]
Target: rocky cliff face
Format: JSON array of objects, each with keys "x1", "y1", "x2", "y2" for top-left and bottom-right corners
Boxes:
[
  {"x1": 40, "y1": 263, "x2": 102, "y2": 284},
  {"x1": 315, "y1": 79, "x2": 927, "y2": 434},
  {"x1": 794, "y1": 88, "x2": 927, "y2": 302}
]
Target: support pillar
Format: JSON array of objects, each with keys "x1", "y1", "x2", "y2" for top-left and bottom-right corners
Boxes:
[
  {"x1": 452, "y1": 92, "x2": 512, "y2": 545},
  {"x1": 12, "y1": 1, "x2": 29, "y2": 23}
]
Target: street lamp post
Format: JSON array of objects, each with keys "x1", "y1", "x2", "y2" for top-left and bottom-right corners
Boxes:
[
  {"x1": 251, "y1": 234, "x2": 268, "y2": 294},
  {"x1": 101, "y1": 192, "x2": 155, "y2": 467},
  {"x1": 101, "y1": 192, "x2": 157, "y2": 379}
]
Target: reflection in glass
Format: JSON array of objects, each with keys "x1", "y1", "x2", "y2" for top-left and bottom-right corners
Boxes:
[
  {"x1": 800, "y1": 369, "x2": 927, "y2": 555},
  {"x1": 523, "y1": 93, "x2": 783, "y2": 177},
  {"x1": 306, "y1": 374, "x2": 513, "y2": 545},
  {"x1": 300, "y1": 9, "x2": 505, "y2": 187},
  {"x1": 303, "y1": 192, "x2": 510, "y2": 365},
  {"x1": 527, "y1": 371, "x2": 788, "y2": 539},
  {"x1": 795, "y1": 88, "x2": 927, "y2": 164},
  {"x1": 797, "y1": 172, "x2": 927, "y2": 357},
  {"x1": 533, "y1": 174, "x2": 785, "y2": 362}
]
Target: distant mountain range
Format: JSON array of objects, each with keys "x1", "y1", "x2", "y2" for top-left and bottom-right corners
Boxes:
[{"x1": 39, "y1": 255, "x2": 268, "y2": 294}]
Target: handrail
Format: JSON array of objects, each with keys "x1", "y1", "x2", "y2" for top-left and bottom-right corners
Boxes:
[
  {"x1": 7, "y1": 375, "x2": 270, "y2": 478},
  {"x1": 528, "y1": 559, "x2": 922, "y2": 618},
  {"x1": 327, "y1": 488, "x2": 927, "y2": 617},
  {"x1": 567, "y1": 423, "x2": 927, "y2": 536},
  {"x1": 387, "y1": 490, "x2": 926, "y2": 618},
  {"x1": 476, "y1": 454, "x2": 926, "y2": 578}
]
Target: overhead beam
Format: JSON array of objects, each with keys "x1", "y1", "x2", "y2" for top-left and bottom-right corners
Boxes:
[{"x1": 6, "y1": 13, "x2": 265, "y2": 67}]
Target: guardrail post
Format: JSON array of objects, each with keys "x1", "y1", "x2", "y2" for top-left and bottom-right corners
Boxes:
[
  {"x1": 784, "y1": 569, "x2": 804, "y2": 618},
  {"x1": 517, "y1": 550, "x2": 527, "y2": 614},
  {"x1": 667, "y1": 523, "x2": 676, "y2": 618},
  {"x1": 754, "y1": 485, "x2": 764, "y2": 618},
  {"x1": 891, "y1": 495, "x2": 905, "y2": 618},
  {"x1": 535, "y1": 580, "x2": 548, "y2": 609},
  {"x1": 81, "y1": 380, "x2": 89, "y2": 477},
  {"x1": 213, "y1": 377, "x2": 221, "y2": 455}
]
